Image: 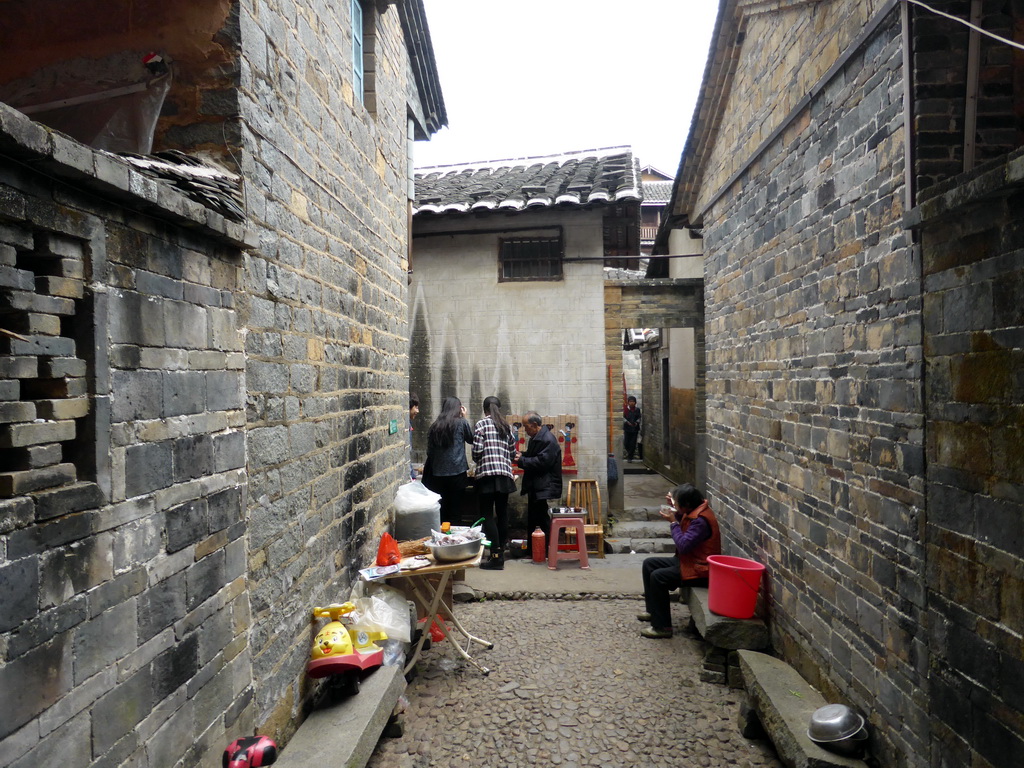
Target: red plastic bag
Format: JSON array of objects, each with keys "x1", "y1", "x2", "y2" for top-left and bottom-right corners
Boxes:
[
  {"x1": 418, "y1": 615, "x2": 447, "y2": 643},
  {"x1": 376, "y1": 532, "x2": 401, "y2": 566}
]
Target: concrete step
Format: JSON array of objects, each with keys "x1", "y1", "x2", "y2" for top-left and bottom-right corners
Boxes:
[
  {"x1": 606, "y1": 537, "x2": 676, "y2": 554},
  {"x1": 616, "y1": 505, "x2": 664, "y2": 523},
  {"x1": 610, "y1": 520, "x2": 672, "y2": 539}
]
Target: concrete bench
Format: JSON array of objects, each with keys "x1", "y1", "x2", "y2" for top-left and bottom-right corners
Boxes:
[
  {"x1": 685, "y1": 587, "x2": 769, "y2": 686},
  {"x1": 274, "y1": 665, "x2": 406, "y2": 768},
  {"x1": 737, "y1": 650, "x2": 867, "y2": 768}
]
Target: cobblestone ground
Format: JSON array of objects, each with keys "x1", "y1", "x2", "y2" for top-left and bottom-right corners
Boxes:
[{"x1": 368, "y1": 598, "x2": 782, "y2": 768}]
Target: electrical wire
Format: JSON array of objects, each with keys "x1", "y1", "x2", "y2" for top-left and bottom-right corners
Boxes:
[{"x1": 903, "y1": 0, "x2": 1024, "y2": 51}]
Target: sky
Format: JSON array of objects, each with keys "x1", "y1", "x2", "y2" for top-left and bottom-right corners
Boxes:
[{"x1": 413, "y1": 0, "x2": 720, "y2": 175}]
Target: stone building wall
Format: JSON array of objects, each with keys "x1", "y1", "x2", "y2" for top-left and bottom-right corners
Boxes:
[
  {"x1": 235, "y1": 0, "x2": 415, "y2": 736},
  {"x1": 912, "y1": 0, "x2": 1024, "y2": 191},
  {"x1": 693, "y1": 0, "x2": 891, "y2": 216},
  {"x1": 908, "y1": 149, "x2": 1024, "y2": 766},
  {"x1": 411, "y1": 208, "x2": 610, "y2": 499},
  {"x1": 699, "y1": 11, "x2": 930, "y2": 767},
  {"x1": 0, "y1": 105, "x2": 251, "y2": 768}
]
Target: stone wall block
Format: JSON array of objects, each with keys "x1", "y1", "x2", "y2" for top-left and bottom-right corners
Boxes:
[
  {"x1": 124, "y1": 442, "x2": 173, "y2": 498},
  {"x1": 163, "y1": 371, "x2": 207, "y2": 417},
  {"x1": 111, "y1": 370, "x2": 163, "y2": 423},
  {"x1": 108, "y1": 291, "x2": 165, "y2": 346},
  {"x1": 172, "y1": 435, "x2": 214, "y2": 483},
  {"x1": 90, "y1": 666, "x2": 153, "y2": 755},
  {"x1": 73, "y1": 599, "x2": 137, "y2": 682},
  {"x1": 186, "y1": 550, "x2": 227, "y2": 612},
  {"x1": 0, "y1": 634, "x2": 73, "y2": 740},
  {"x1": 138, "y1": 573, "x2": 187, "y2": 644},
  {"x1": 166, "y1": 498, "x2": 209, "y2": 553}
]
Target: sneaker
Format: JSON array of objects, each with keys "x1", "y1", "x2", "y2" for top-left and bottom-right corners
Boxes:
[
  {"x1": 636, "y1": 612, "x2": 652, "y2": 622},
  {"x1": 640, "y1": 627, "x2": 673, "y2": 639}
]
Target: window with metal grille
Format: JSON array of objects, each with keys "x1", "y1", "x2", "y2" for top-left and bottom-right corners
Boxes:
[{"x1": 499, "y1": 236, "x2": 563, "y2": 281}]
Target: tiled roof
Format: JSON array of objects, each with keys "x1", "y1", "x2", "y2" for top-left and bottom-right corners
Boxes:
[
  {"x1": 414, "y1": 147, "x2": 641, "y2": 215},
  {"x1": 112, "y1": 150, "x2": 245, "y2": 221},
  {"x1": 642, "y1": 180, "x2": 673, "y2": 205}
]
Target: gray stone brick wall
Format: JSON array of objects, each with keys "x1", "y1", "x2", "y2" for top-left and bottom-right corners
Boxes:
[
  {"x1": 0, "y1": 105, "x2": 251, "y2": 768},
  {"x1": 700, "y1": 15, "x2": 930, "y2": 767},
  {"x1": 908, "y1": 147, "x2": 1024, "y2": 767},
  {"x1": 235, "y1": 0, "x2": 414, "y2": 737},
  {"x1": 912, "y1": 0, "x2": 1023, "y2": 191}
]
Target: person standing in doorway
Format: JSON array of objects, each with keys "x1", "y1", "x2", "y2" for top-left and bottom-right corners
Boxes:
[
  {"x1": 623, "y1": 395, "x2": 642, "y2": 462},
  {"x1": 424, "y1": 396, "x2": 474, "y2": 525},
  {"x1": 516, "y1": 411, "x2": 562, "y2": 540},
  {"x1": 473, "y1": 396, "x2": 517, "y2": 570},
  {"x1": 408, "y1": 392, "x2": 420, "y2": 480}
]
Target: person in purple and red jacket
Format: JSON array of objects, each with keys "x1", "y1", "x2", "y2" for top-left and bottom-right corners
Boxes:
[{"x1": 638, "y1": 483, "x2": 721, "y2": 638}]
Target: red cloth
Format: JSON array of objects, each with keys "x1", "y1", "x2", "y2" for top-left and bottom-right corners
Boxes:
[{"x1": 675, "y1": 502, "x2": 722, "y2": 580}]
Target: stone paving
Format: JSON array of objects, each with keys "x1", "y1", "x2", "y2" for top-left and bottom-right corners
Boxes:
[{"x1": 367, "y1": 597, "x2": 782, "y2": 768}]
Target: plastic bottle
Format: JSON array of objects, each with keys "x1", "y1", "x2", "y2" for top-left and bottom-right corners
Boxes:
[{"x1": 531, "y1": 527, "x2": 546, "y2": 563}]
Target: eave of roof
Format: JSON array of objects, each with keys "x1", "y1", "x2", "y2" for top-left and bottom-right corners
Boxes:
[
  {"x1": 413, "y1": 146, "x2": 642, "y2": 216},
  {"x1": 398, "y1": 0, "x2": 448, "y2": 137},
  {"x1": 662, "y1": 0, "x2": 740, "y2": 235}
]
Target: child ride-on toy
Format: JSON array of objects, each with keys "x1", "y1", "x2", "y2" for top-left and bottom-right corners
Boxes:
[{"x1": 307, "y1": 603, "x2": 387, "y2": 694}]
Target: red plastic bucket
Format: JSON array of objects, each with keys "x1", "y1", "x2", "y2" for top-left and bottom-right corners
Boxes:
[{"x1": 707, "y1": 555, "x2": 765, "y2": 619}]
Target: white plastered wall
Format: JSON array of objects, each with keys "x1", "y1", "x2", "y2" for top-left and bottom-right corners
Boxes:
[{"x1": 411, "y1": 208, "x2": 609, "y2": 493}]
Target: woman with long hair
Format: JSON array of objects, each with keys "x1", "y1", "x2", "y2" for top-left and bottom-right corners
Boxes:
[
  {"x1": 472, "y1": 396, "x2": 517, "y2": 570},
  {"x1": 424, "y1": 396, "x2": 474, "y2": 524}
]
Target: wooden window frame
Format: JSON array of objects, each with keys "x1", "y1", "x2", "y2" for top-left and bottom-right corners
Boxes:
[{"x1": 498, "y1": 236, "x2": 564, "y2": 282}]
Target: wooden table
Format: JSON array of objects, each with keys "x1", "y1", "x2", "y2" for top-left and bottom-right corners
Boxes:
[{"x1": 387, "y1": 552, "x2": 494, "y2": 675}]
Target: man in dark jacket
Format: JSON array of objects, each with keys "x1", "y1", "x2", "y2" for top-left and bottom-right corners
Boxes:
[{"x1": 516, "y1": 411, "x2": 562, "y2": 538}]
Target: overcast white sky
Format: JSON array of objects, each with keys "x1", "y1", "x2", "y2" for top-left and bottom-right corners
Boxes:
[{"x1": 412, "y1": 1, "x2": 720, "y2": 175}]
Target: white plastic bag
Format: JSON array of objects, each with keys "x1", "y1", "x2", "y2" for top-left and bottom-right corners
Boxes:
[
  {"x1": 394, "y1": 480, "x2": 441, "y2": 540},
  {"x1": 394, "y1": 480, "x2": 441, "y2": 514},
  {"x1": 348, "y1": 582, "x2": 412, "y2": 643}
]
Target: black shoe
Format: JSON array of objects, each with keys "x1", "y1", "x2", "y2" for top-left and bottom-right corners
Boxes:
[{"x1": 480, "y1": 554, "x2": 504, "y2": 570}]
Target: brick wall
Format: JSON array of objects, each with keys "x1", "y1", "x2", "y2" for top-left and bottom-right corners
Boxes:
[
  {"x1": 699, "y1": 12, "x2": 931, "y2": 767},
  {"x1": 0, "y1": 106, "x2": 251, "y2": 768},
  {"x1": 912, "y1": 0, "x2": 1024, "y2": 191},
  {"x1": 908, "y1": 148, "x2": 1024, "y2": 767},
  {"x1": 235, "y1": 0, "x2": 414, "y2": 737}
]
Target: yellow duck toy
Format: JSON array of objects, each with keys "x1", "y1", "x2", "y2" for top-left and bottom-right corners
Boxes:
[{"x1": 307, "y1": 603, "x2": 387, "y2": 680}]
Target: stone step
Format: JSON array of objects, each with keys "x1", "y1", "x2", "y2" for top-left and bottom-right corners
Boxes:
[
  {"x1": 737, "y1": 650, "x2": 868, "y2": 767},
  {"x1": 616, "y1": 505, "x2": 664, "y2": 522},
  {"x1": 606, "y1": 537, "x2": 676, "y2": 554},
  {"x1": 610, "y1": 520, "x2": 672, "y2": 539}
]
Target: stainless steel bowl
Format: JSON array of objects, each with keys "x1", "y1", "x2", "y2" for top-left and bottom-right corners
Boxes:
[
  {"x1": 807, "y1": 704, "x2": 865, "y2": 742},
  {"x1": 427, "y1": 539, "x2": 483, "y2": 562},
  {"x1": 818, "y1": 728, "x2": 868, "y2": 758}
]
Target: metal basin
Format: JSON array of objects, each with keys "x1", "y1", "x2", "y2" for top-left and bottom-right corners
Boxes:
[
  {"x1": 428, "y1": 539, "x2": 483, "y2": 562},
  {"x1": 807, "y1": 704, "x2": 864, "y2": 742}
]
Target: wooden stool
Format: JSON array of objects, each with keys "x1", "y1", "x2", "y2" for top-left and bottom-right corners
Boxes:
[
  {"x1": 547, "y1": 516, "x2": 590, "y2": 570},
  {"x1": 566, "y1": 479, "x2": 604, "y2": 558}
]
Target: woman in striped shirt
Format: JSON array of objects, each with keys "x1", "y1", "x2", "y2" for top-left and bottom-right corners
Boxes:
[{"x1": 473, "y1": 396, "x2": 517, "y2": 570}]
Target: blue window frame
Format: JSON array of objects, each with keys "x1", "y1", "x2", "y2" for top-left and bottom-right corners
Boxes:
[{"x1": 352, "y1": 0, "x2": 364, "y2": 103}]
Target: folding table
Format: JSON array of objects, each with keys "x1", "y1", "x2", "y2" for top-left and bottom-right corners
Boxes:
[{"x1": 386, "y1": 551, "x2": 494, "y2": 675}]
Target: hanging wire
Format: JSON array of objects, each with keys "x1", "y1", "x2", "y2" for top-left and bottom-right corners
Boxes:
[{"x1": 903, "y1": 0, "x2": 1024, "y2": 51}]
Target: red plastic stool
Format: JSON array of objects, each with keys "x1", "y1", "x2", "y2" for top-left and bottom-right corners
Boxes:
[{"x1": 547, "y1": 516, "x2": 591, "y2": 570}]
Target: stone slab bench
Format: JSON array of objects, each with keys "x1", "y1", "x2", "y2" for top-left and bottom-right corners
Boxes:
[
  {"x1": 687, "y1": 587, "x2": 769, "y2": 649},
  {"x1": 737, "y1": 650, "x2": 867, "y2": 768},
  {"x1": 274, "y1": 665, "x2": 406, "y2": 768},
  {"x1": 685, "y1": 587, "x2": 769, "y2": 686}
]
